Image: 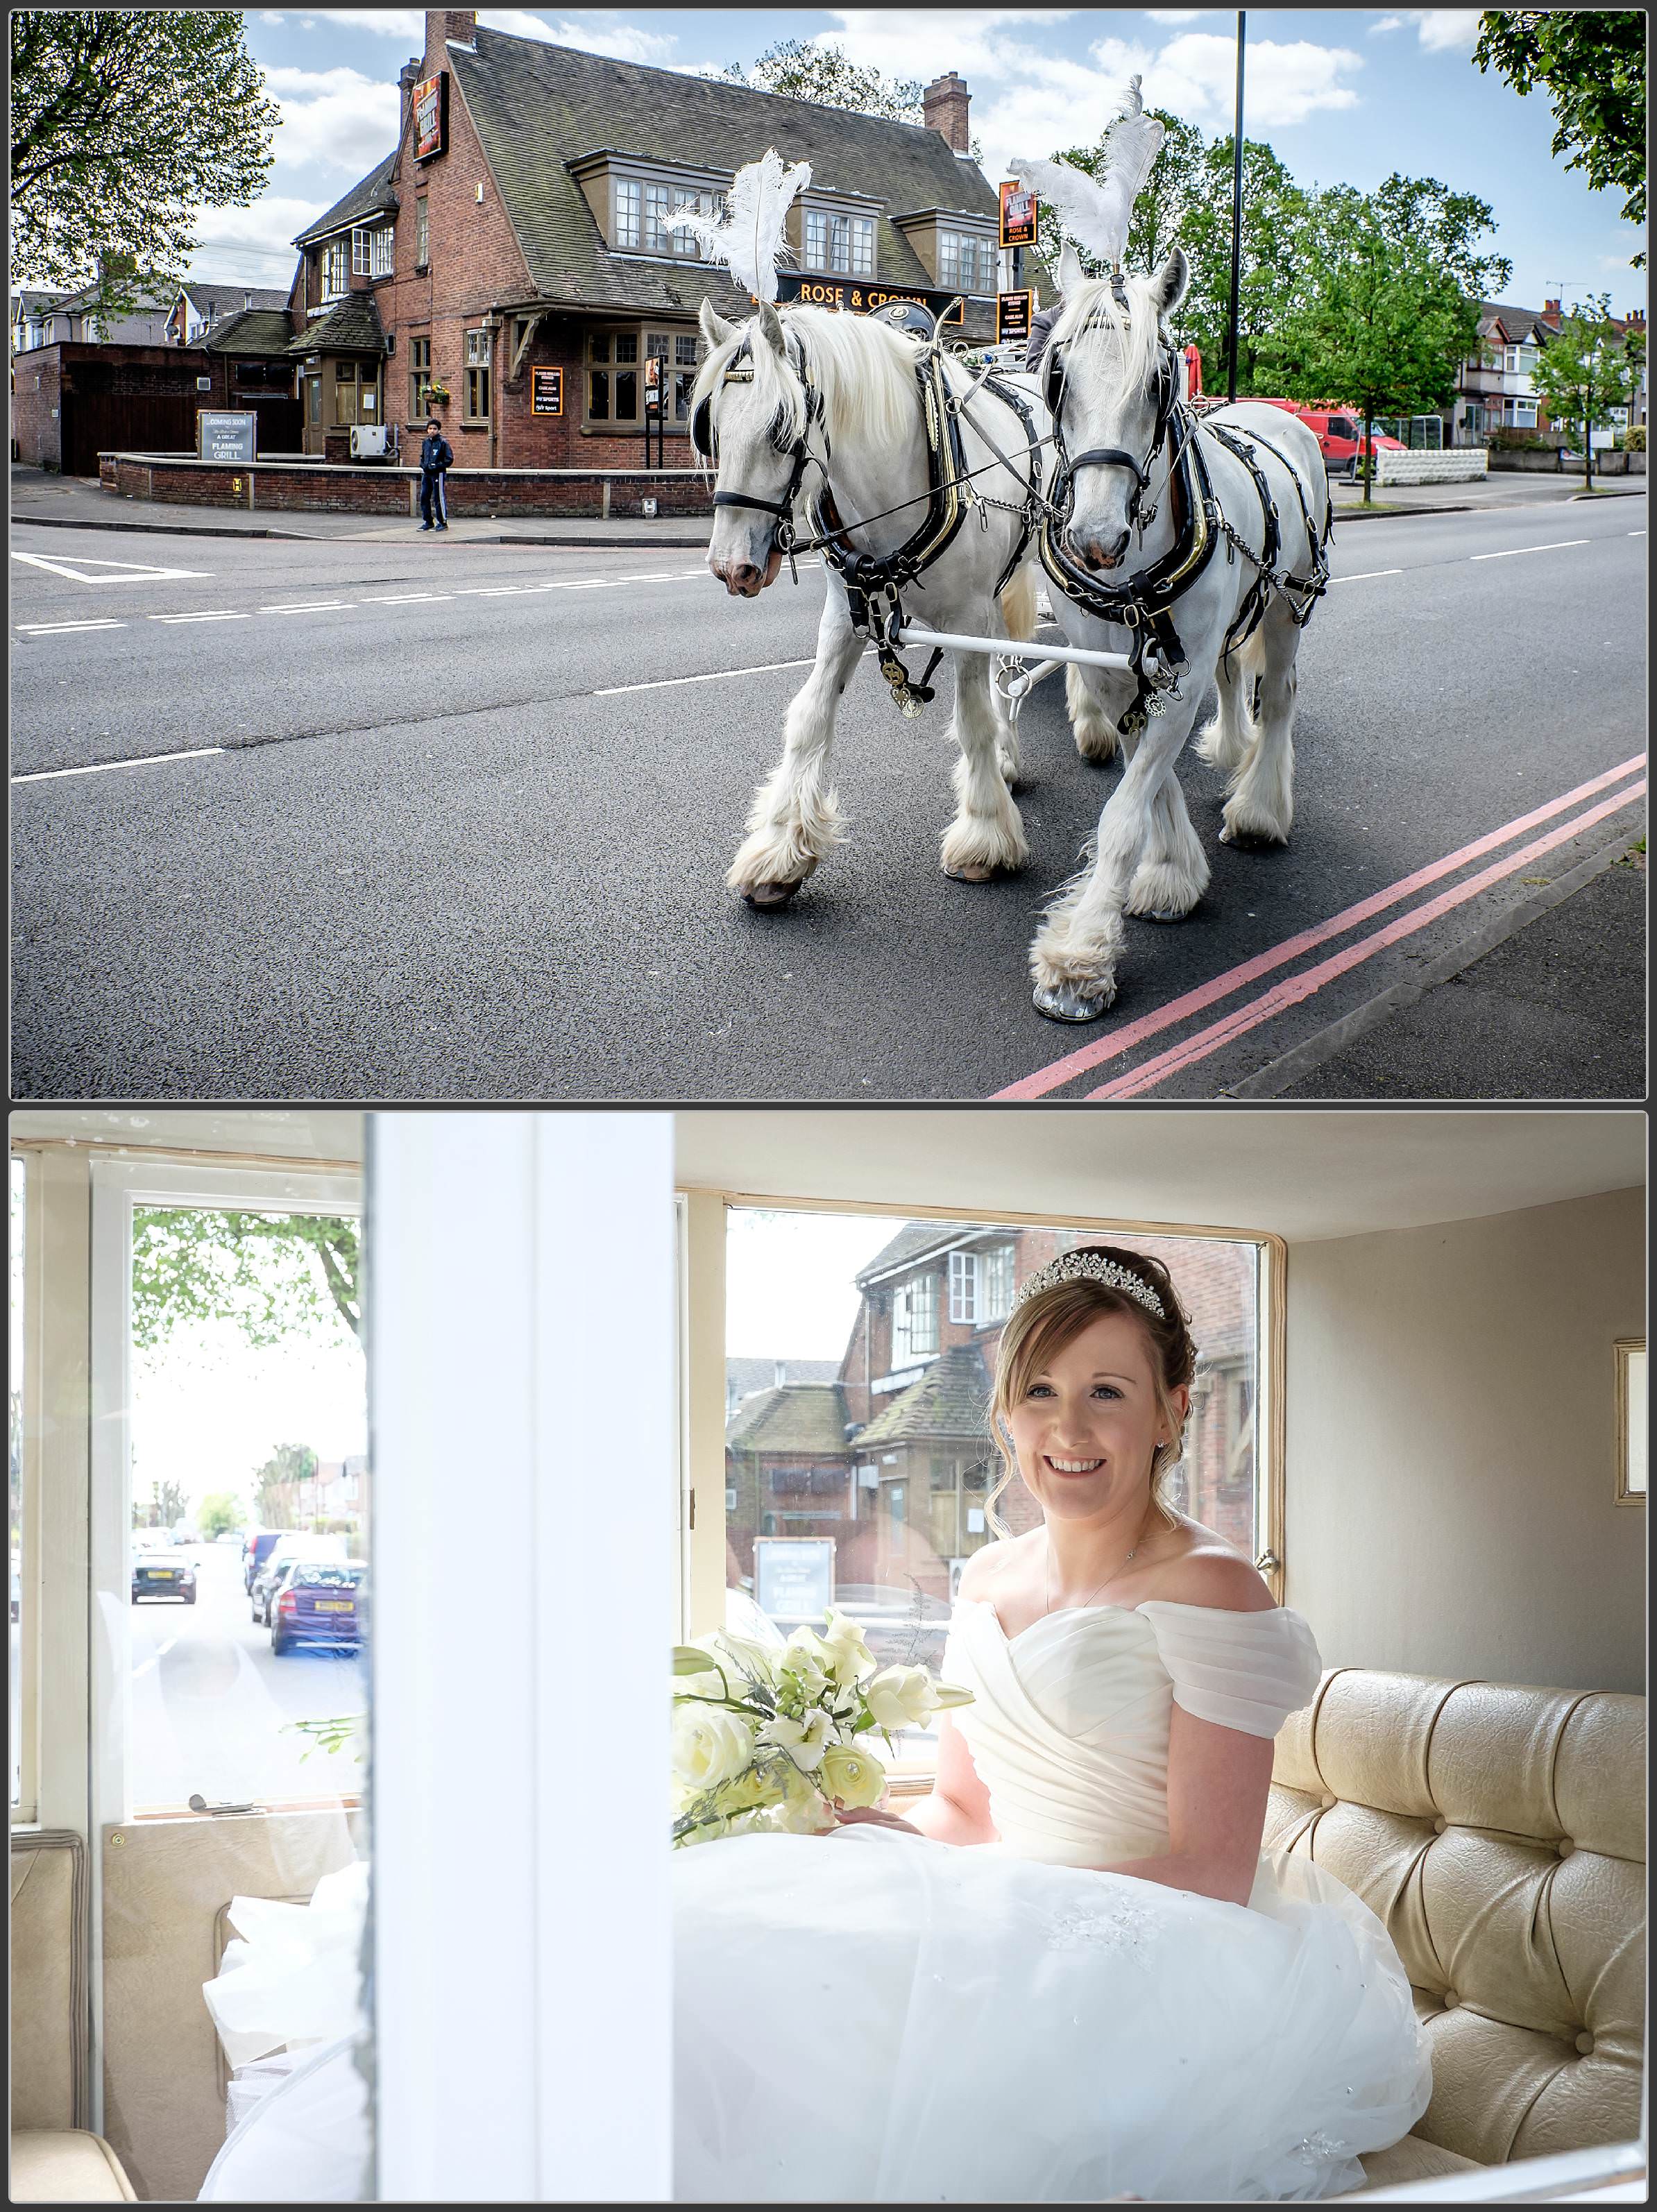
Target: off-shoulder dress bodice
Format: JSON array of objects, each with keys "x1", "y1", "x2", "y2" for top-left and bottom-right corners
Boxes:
[{"x1": 943, "y1": 1597, "x2": 1323, "y2": 1869}]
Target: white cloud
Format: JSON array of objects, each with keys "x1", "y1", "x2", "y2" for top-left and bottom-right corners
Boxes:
[
  {"x1": 493, "y1": 13, "x2": 680, "y2": 62},
  {"x1": 309, "y1": 9, "x2": 423, "y2": 35},
  {"x1": 1368, "y1": 15, "x2": 1403, "y2": 32},
  {"x1": 1143, "y1": 8, "x2": 1223, "y2": 19},
  {"x1": 1126, "y1": 30, "x2": 1362, "y2": 128},
  {"x1": 1386, "y1": 10, "x2": 1483, "y2": 53},
  {"x1": 184, "y1": 196, "x2": 325, "y2": 284},
  {"x1": 262, "y1": 63, "x2": 400, "y2": 174}
]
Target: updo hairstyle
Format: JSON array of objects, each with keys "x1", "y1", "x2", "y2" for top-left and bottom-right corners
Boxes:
[{"x1": 985, "y1": 1245, "x2": 1198, "y2": 1540}]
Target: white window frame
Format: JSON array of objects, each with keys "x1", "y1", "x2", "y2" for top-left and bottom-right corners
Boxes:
[
  {"x1": 937, "y1": 228, "x2": 995, "y2": 293},
  {"x1": 415, "y1": 194, "x2": 430, "y2": 269},
  {"x1": 948, "y1": 1248, "x2": 978, "y2": 1325},
  {"x1": 321, "y1": 238, "x2": 350, "y2": 300},
  {"x1": 980, "y1": 1241, "x2": 1014, "y2": 1322},
  {"x1": 351, "y1": 223, "x2": 393, "y2": 278},
  {"x1": 804, "y1": 207, "x2": 875, "y2": 278},
  {"x1": 892, "y1": 1271, "x2": 939, "y2": 1363}
]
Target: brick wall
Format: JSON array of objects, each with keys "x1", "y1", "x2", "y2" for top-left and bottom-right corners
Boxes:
[
  {"x1": 12, "y1": 348, "x2": 64, "y2": 466},
  {"x1": 94, "y1": 452, "x2": 714, "y2": 517}
]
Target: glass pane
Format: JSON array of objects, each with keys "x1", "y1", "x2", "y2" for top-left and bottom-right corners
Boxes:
[
  {"x1": 127, "y1": 1203, "x2": 368, "y2": 1812},
  {"x1": 724, "y1": 1208, "x2": 1260, "y2": 1767},
  {"x1": 615, "y1": 368, "x2": 637, "y2": 419},
  {"x1": 590, "y1": 368, "x2": 610, "y2": 420},
  {"x1": 9, "y1": 1155, "x2": 24, "y2": 1811},
  {"x1": 614, "y1": 331, "x2": 638, "y2": 363}
]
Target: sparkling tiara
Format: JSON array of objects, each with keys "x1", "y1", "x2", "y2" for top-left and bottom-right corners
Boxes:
[{"x1": 1009, "y1": 1252, "x2": 1166, "y2": 1321}]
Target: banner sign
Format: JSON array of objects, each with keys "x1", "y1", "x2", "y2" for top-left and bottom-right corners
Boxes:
[
  {"x1": 197, "y1": 410, "x2": 255, "y2": 463},
  {"x1": 774, "y1": 271, "x2": 964, "y2": 325},
  {"x1": 644, "y1": 354, "x2": 663, "y2": 412},
  {"x1": 996, "y1": 290, "x2": 1033, "y2": 350},
  {"x1": 999, "y1": 180, "x2": 1039, "y2": 250},
  {"x1": 531, "y1": 366, "x2": 563, "y2": 415},
  {"x1": 412, "y1": 71, "x2": 448, "y2": 161}
]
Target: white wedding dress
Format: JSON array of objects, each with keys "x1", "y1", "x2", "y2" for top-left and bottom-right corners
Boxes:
[{"x1": 673, "y1": 1598, "x2": 1432, "y2": 2203}]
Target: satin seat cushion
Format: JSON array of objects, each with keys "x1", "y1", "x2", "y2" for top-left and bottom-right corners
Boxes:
[
  {"x1": 1353, "y1": 2132, "x2": 1484, "y2": 2188},
  {"x1": 10, "y1": 2130, "x2": 139, "y2": 2203}
]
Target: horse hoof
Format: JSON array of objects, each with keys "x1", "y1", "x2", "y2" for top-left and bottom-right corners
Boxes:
[
  {"x1": 1145, "y1": 907, "x2": 1188, "y2": 924},
  {"x1": 1032, "y1": 980, "x2": 1114, "y2": 1024},
  {"x1": 742, "y1": 880, "x2": 804, "y2": 910},
  {"x1": 943, "y1": 863, "x2": 996, "y2": 883}
]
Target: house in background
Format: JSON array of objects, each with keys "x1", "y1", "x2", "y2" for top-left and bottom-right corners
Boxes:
[
  {"x1": 1452, "y1": 298, "x2": 1648, "y2": 447},
  {"x1": 724, "y1": 1356, "x2": 840, "y2": 1420},
  {"x1": 165, "y1": 282, "x2": 291, "y2": 347},
  {"x1": 10, "y1": 291, "x2": 72, "y2": 354},
  {"x1": 724, "y1": 1381, "x2": 853, "y2": 1591}
]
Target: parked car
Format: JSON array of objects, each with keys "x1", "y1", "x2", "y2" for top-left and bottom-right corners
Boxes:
[
  {"x1": 242, "y1": 1529, "x2": 286, "y2": 1592},
  {"x1": 270, "y1": 1561, "x2": 367, "y2": 1657},
  {"x1": 132, "y1": 1543, "x2": 196, "y2": 1605},
  {"x1": 249, "y1": 1533, "x2": 349, "y2": 1623},
  {"x1": 242, "y1": 1525, "x2": 343, "y2": 1592},
  {"x1": 1250, "y1": 400, "x2": 1409, "y2": 479},
  {"x1": 215, "y1": 1529, "x2": 244, "y2": 1546}
]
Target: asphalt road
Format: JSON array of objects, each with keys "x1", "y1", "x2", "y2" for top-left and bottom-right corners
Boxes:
[
  {"x1": 10, "y1": 493, "x2": 1646, "y2": 1099},
  {"x1": 126, "y1": 1541, "x2": 365, "y2": 1811}
]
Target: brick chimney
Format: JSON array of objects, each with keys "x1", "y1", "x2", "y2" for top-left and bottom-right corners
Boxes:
[
  {"x1": 399, "y1": 54, "x2": 423, "y2": 136},
  {"x1": 1543, "y1": 296, "x2": 1561, "y2": 318},
  {"x1": 923, "y1": 71, "x2": 971, "y2": 153},
  {"x1": 432, "y1": 9, "x2": 475, "y2": 51},
  {"x1": 1626, "y1": 306, "x2": 1645, "y2": 327}
]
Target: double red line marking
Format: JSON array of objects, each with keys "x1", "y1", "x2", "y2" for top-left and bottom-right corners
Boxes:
[{"x1": 996, "y1": 756, "x2": 1647, "y2": 1102}]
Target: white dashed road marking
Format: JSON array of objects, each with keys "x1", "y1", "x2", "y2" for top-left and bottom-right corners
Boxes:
[
  {"x1": 262, "y1": 600, "x2": 355, "y2": 613},
  {"x1": 14, "y1": 745, "x2": 225, "y2": 784},
  {"x1": 150, "y1": 609, "x2": 250, "y2": 622},
  {"x1": 1329, "y1": 569, "x2": 1403, "y2": 584},
  {"x1": 361, "y1": 592, "x2": 454, "y2": 604},
  {"x1": 1470, "y1": 539, "x2": 1590, "y2": 561},
  {"x1": 595, "y1": 656, "x2": 819, "y2": 696},
  {"x1": 17, "y1": 619, "x2": 126, "y2": 635}
]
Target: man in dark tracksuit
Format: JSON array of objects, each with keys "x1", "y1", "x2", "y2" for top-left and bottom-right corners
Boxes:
[
  {"x1": 418, "y1": 418, "x2": 452, "y2": 530},
  {"x1": 1025, "y1": 302, "x2": 1062, "y2": 376}
]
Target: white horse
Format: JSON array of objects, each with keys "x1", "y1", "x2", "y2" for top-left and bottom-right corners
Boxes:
[
  {"x1": 692, "y1": 299, "x2": 1051, "y2": 905},
  {"x1": 1028, "y1": 245, "x2": 1332, "y2": 1021}
]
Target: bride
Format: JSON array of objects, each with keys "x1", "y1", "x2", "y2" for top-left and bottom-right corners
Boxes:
[{"x1": 674, "y1": 1246, "x2": 1432, "y2": 2202}]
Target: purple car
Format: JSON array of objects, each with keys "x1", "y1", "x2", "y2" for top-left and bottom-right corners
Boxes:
[{"x1": 270, "y1": 1561, "x2": 367, "y2": 1657}]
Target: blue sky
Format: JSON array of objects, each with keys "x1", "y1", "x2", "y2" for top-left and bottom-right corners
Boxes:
[{"x1": 202, "y1": 7, "x2": 1645, "y2": 316}]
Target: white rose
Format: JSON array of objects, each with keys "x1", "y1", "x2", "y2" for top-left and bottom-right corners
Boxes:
[
  {"x1": 780, "y1": 1626, "x2": 835, "y2": 1701},
  {"x1": 864, "y1": 1665, "x2": 940, "y2": 1732},
  {"x1": 820, "y1": 1608, "x2": 877, "y2": 1688},
  {"x1": 672, "y1": 1702, "x2": 756, "y2": 1794},
  {"x1": 759, "y1": 1708, "x2": 835, "y2": 1773}
]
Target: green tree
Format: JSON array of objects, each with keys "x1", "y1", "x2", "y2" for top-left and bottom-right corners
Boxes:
[
  {"x1": 1366, "y1": 173, "x2": 1512, "y2": 301},
  {"x1": 724, "y1": 39, "x2": 922, "y2": 122},
  {"x1": 197, "y1": 1491, "x2": 244, "y2": 1539},
  {"x1": 132, "y1": 1209, "x2": 360, "y2": 1351},
  {"x1": 1473, "y1": 11, "x2": 1645, "y2": 263},
  {"x1": 9, "y1": 10, "x2": 280, "y2": 320},
  {"x1": 253, "y1": 1442, "x2": 316, "y2": 1531},
  {"x1": 1279, "y1": 187, "x2": 1484, "y2": 504},
  {"x1": 134, "y1": 1477, "x2": 187, "y2": 1531},
  {"x1": 1530, "y1": 293, "x2": 1646, "y2": 492}
]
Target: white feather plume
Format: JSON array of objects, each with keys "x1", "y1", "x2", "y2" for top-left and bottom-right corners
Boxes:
[
  {"x1": 667, "y1": 148, "x2": 813, "y2": 303},
  {"x1": 1010, "y1": 75, "x2": 1165, "y2": 269}
]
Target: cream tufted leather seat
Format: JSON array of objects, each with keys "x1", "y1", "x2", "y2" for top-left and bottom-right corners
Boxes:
[{"x1": 1266, "y1": 1669, "x2": 1645, "y2": 2190}]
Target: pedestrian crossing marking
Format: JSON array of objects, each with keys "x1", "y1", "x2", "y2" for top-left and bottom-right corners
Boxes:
[{"x1": 12, "y1": 550, "x2": 211, "y2": 584}]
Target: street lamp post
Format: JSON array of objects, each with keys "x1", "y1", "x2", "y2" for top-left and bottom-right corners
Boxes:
[{"x1": 1227, "y1": 12, "x2": 1246, "y2": 404}]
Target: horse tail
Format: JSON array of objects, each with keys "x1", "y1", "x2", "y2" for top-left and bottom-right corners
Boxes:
[{"x1": 999, "y1": 561, "x2": 1039, "y2": 644}]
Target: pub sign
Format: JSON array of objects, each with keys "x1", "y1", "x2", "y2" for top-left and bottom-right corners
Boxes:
[
  {"x1": 775, "y1": 272, "x2": 963, "y2": 325},
  {"x1": 999, "y1": 180, "x2": 1039, "y2": 250},
  {"x1": 197, "y1": 411, "x2": 255, "y2": 463},
  {"x1": 531, "y1": 366, "x2": 563, "y2": 415},
  {"x1": 413, "y1": 71, "x2": 448, "y2": 160},
  {"x1": 996, "y1": 290, "x2": 1033, "y2": 350}
]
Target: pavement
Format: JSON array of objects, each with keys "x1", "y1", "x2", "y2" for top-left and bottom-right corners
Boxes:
[
  {"x1": 10, "y1": 491, "x2": 1646, "y2": 1101},
  {"x1": 10, "y1": 461, "x2": 1647, "y2": 546}
]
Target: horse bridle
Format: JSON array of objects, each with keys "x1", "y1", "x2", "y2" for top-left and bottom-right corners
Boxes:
[
  {"x1": 1044, "y1": 275, "x2": 1182, "y2": 532},
  {"x1": 690, "y1": 338, "x2": 828, "y2": 559}
]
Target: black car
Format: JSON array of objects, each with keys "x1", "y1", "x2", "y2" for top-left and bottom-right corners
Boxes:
[
  {"x1": 269, "y1": 1562, "x2": 366, "y2": 1657},
  {"x1": 132, "y1": 1547, "x2": 196, "y2": 1604}
]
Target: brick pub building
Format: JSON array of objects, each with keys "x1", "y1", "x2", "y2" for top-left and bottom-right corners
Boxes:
[{"x1": 292, "y1": 8, "x2": 1002, "y2": 480}]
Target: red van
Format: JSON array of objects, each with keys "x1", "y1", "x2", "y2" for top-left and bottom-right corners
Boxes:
[{"x1": 1250, "y1": 400, "x2": 1409, "y2": 479}]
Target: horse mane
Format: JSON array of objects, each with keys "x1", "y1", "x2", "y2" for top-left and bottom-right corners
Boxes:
[
  {"x1": 688, "y1": 304, "x2": 922, "y2": 456},
  {"x1": 1046, "y1": 268, "x2": 1167, "y2": 398}
]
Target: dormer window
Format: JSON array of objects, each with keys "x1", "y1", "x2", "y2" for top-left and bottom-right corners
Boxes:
[
  {"x1": 937, "y1": 228, "x2": 996, "y2": 293},
  {"x1": 804, "y1": 208, "x2": 874, "y2": 278},
  {"x1": 611, "y1": 176, "x2": 723, "y2": 257},
  {"x1": 352, "y1": 224, "x2": 394, "y2": 278}
]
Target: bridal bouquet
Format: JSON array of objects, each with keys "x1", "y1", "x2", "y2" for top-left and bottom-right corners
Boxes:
[{"x1": 671, "y1": 1609, "x2": 973, "y2": 1848}]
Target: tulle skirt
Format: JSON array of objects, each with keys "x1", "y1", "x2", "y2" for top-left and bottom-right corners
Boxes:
[{"x1": 673, "y1": 1826, "x2": 1431, "y2": 2203}]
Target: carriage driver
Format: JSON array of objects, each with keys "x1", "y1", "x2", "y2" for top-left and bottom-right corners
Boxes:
[{"x1": 418, "y1": 416, "x2": 453, "y2": 531}]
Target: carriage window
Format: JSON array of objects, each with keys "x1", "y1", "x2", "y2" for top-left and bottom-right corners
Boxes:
[{"x1": 723, "y1": 1207, "x2": 1269, "y2": 1773}]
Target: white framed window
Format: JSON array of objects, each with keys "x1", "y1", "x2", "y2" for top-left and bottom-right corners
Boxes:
[
  {"x1": 937, "y1": 229, "x2": 996, "y2": 292},
  {"x1": 805, "y1": 208, "x2": 875, "y2": 277},
  {"x1": 980, "y1": 1242, "x2": 1015, "y2": 1322},
  {"x1": 949, "y1": 1248, "x2": 978, "y2": 1325},
  {"x1": 614, "y1": 176, "x2": 642, "y2": 250},
  {"x1": 893, "y1": 1272, "x2": 939, "y2": 1362},
  {"x1": 350, "y1": 225, "x2": 393, "y2": 278},
  {"x1": 321, "y1": 239, "x2": 349, "y2": 299},
  {"x1": 464, "y1": 327, "x2": 491, "y2": 422},
  {"x1": 415, "y1": 195, "x2": 430, "y2": 268}
]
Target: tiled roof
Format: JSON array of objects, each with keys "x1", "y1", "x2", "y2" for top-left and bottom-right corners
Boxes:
[
  {"x1": 183, "y1": 282, "x2": 291, "y2": 317},
  {"x1": 727, "y1": 1356, "x2": 841, "y2": 1403},
  {"x1": 854, "y1": 1344, "x2": 992, "y2": 1447},
  {"x1": 448, "y1": 29, "x2": 999, "y2": 318},
  {"x1": 1478, "y1": 299, "x2": 1559, "y2": 343},
  {"x1": 287, "y1": 292, "x2": 386, "y2": 355},
  {"x1": 294, "y1": 153, "x2": 400, "y2": 246},
  {"x1": 726, "y1": 1382, "x2": 850, "y2": 1454},
  {"x1": 11, "y1": 289, "x2": 71, "y2": 316},
  {"x1": 203, "y1": 308, "x2": 297, "y2": 356}
]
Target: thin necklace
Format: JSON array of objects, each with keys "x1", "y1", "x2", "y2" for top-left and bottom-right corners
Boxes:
[{"x1": 1046, "y1": 1495, "x2": 1159, "y2": 1618}]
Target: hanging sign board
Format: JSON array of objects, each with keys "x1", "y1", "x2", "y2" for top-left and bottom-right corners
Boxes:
[
  {"x1": 774, "y1": 273, "x2": 963, "y2": 325},
  {"x1": 197, "y1": 410, "x2": 255, "y2": 462},
  {"x1": 531, "y1": 367, "x2": 563, "y2": 414},
  {"x1": 996, "y1": 290, "x2": 1033, "y2": 350},
  {"x1": 412, "y1": 71, "x2": 448, "y2": 161},
  {"x1": 644, "y1": 354, "x2": 663, "y2": 414},
  {"x1": 753, "y1": 1537, "x2": 835, "y2": 1625},
  {"x1": 999, "y1": 181, "x2": 1039, "y2": 250}
]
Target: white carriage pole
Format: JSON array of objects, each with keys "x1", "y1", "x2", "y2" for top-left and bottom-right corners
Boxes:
[
  {"x1": 371, "y1": 1111, "x2": 674, "y2": 2202},
  {"x1": 893, "y1": 626, "x2": 1158, "y2": 680}
]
